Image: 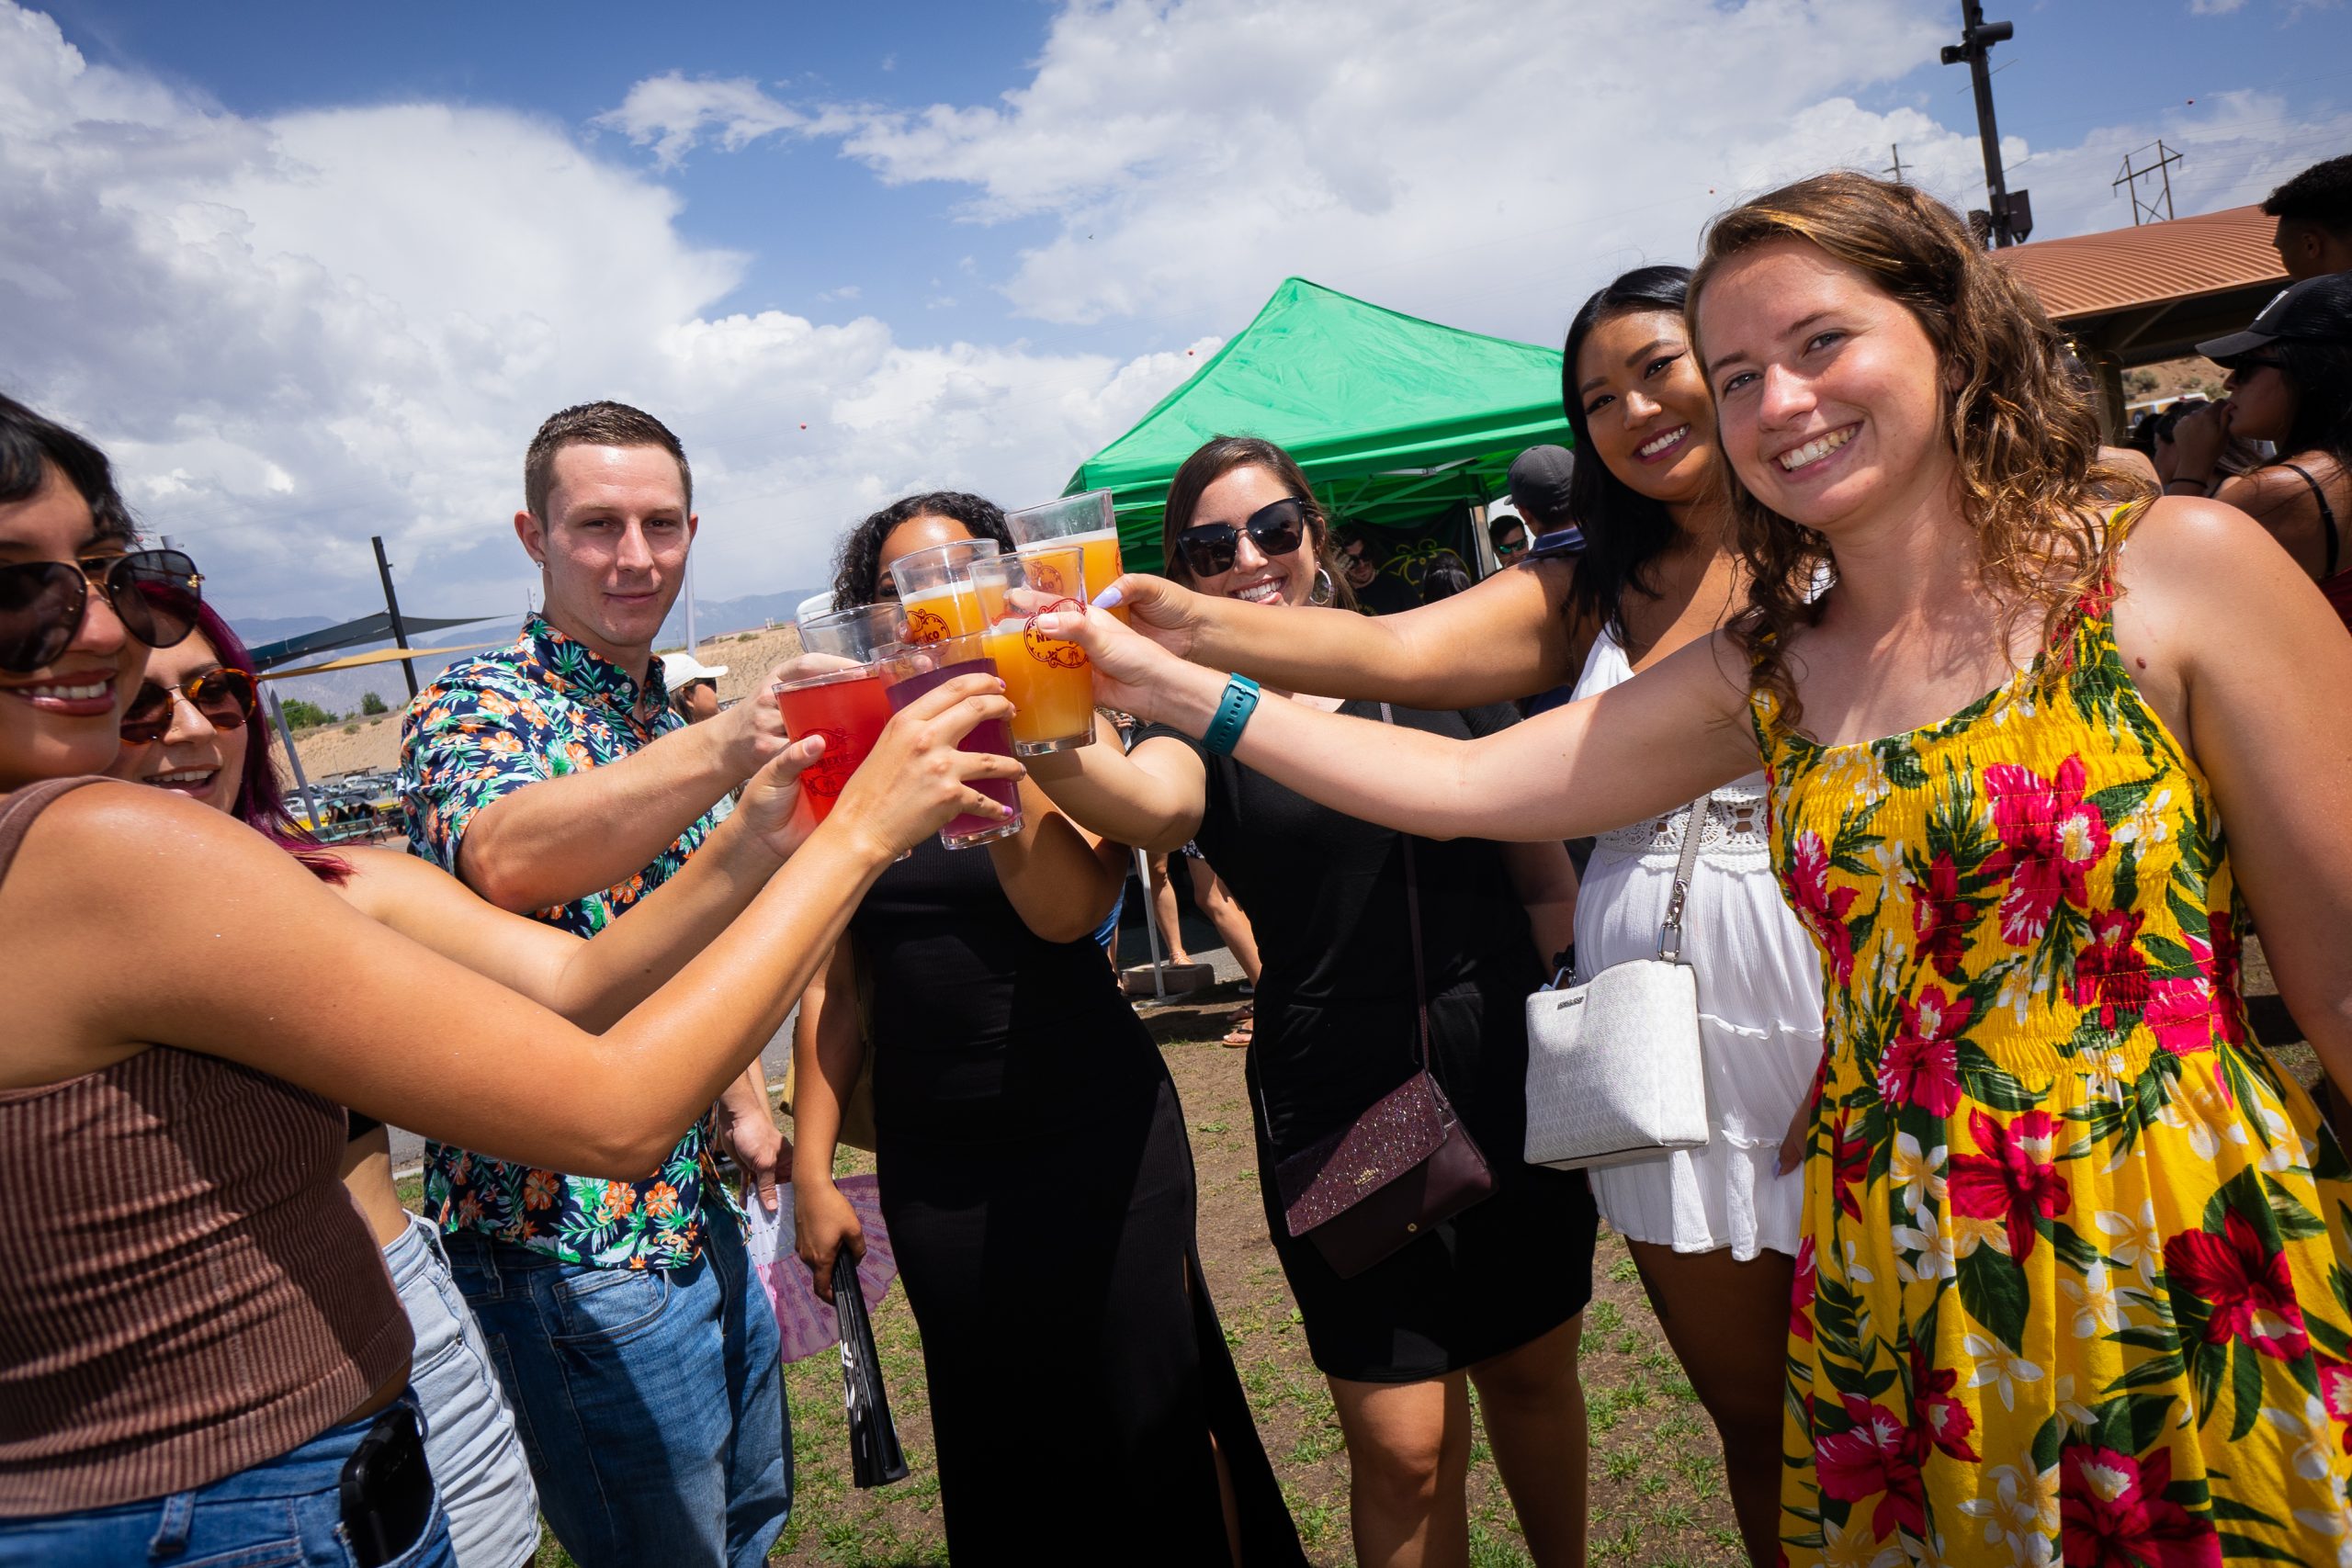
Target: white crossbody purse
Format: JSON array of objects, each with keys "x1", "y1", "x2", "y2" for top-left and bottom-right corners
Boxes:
[{"x1": 1521, "y1": 795, "x2": 1714, "y2": 1170}]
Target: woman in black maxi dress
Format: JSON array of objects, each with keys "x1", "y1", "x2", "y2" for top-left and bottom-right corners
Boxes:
[
  {"x1": 1030, "y1": 441, "x2": 1598, "y2": 1568},
  {"x1": 789, "y1": 492, "x2": 1302, "y2": 1565}
]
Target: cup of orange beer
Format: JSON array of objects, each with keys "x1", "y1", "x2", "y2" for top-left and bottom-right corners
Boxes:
[
  {"x1": 970, "y1": 547, "x2": 1094, "y2": 757},
  {"x1": 1007, "y1": 491, "x2": 1126, "y2": 624},
  {"x1": 888, "y1": 538, "x2": 998, "y2": 645}
]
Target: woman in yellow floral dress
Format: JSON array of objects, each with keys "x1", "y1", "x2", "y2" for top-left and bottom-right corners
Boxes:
[{"x1": 1040, "y1": 169, "x2": 2352, "y2": 1566}]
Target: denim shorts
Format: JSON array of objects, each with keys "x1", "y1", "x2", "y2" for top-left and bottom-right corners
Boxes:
[
  {"x1": 0, "y1": 1399, "x2": 458, "y2": 1568},
  {"x1": 385, "y1": 1213, "x2": 540, "y2": 1568}
]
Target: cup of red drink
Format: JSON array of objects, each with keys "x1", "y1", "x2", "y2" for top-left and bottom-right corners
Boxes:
[
  {"x1": 776, "y1": 603, "x2": 906, "y2": 822},
  {"x1": 879, "y1": 633, "x2": 1023, "y2": 850}
]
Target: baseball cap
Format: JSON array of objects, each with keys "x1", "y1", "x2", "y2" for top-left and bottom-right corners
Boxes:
[
  {"x1": 1506, "y1": 446, "x2": 1577, "y2": 528},
  {"x1": 660, "y1": 650, "x2": 729, "y2": 688},
  {"x1": 2197, "y1": 271, "x2": 2352, "y2": 363}
]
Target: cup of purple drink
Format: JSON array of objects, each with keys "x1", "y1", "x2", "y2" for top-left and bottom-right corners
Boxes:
[{"x1": 879, "y1": 634, "x2": 1024, "y2": 850}]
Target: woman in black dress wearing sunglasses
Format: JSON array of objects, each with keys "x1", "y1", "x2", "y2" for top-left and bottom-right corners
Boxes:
[
  {"x1": 1030, "y1": 437, "x2": 1596, "y2": 1568},
  {"x1": 791, "y1": 491, "x2": 1305, "y2": 1567}
]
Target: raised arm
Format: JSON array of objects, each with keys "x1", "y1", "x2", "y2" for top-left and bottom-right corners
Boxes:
[
  {"x1": 1024, "y1": 722, "x2": 1209, "y2": 856},
  {"x1": 2122, "y1": 497, "x2": 2352, "y2": 1089},
  {"x1": 1041, "y1": 604, "x2": 1757, "y2": 845},
  {"x1": 11, "y1": 677, "x2": 1021, "y2": 1179},
  {"x1": 340, "y1": 743, "x2": 819, "y2": 1031},
  {"x1": 983, "y1": 716, "x2": 1133, "y2": 943},
  {"x1": 1108, "y1": 558, "x2": 1582, "y2": 707},
  {"x1": 403, "y1": 660, "x2": 790, "y2": 914}
]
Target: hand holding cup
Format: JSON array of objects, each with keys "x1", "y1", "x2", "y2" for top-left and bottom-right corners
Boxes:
[
  {"x1": 828, "y1": 672, "x2": 1024, "y2": 861},
  {"x1": 1034, "y1": 589, "x2": 1198, "y2": 726}
]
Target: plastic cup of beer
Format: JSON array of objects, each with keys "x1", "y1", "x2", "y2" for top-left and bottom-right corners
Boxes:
[
  {"x1": 797, "y1": 602, "x2": 904, "y2": 662},
  {"x1": 969, "y1": 547, "x2": 1095, "y2": 758},
  {"x1": 888, "y1": 538, "x2": 998, "y2": 646},
  {"x1": 879, "y1": 633, "x2": 1024, "y2": 850},
  {"x1": 774, "y1": 603, "x2": 903, "y2": 823},
  {"x1": 1007, "y1": 490, "x2": 1127, "y2": 623}
]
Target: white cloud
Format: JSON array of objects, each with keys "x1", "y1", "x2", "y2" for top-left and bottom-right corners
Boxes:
[
  {"x1": 1998, "y1": 90, "x2": 2352, "y2": 235},
  {"x1": 790, "y1": 0, "x2": 2341, "y2": 344},
  {"x1": 593, "y1": 71, "x2": 805, "y2": 169},
  {"x1": 807, "y1": 0, "x2": 1960, "y2": 332},
  {"x1": 2188, "y1": 0, "x2": 2248, "y2": 13},
  {"x1": 0, "y1": 3, "x2": 1206, "y2": 624}
]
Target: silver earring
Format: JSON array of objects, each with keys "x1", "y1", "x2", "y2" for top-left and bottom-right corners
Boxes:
[{"x1": 1309, "y1": 565, "x2": 1336, "y2": 606}]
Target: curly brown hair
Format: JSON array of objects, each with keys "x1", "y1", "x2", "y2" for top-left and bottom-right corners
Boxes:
[{"x1": 1687, "y1": 171, "x2": 2147, "y2": 730}]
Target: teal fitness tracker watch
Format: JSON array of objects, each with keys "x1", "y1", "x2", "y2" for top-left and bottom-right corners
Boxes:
[{"x1": 1203, "y1": 673, "x2": 1261, "y2": 756}]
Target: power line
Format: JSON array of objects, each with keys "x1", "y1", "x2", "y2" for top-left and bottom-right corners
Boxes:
[{"x1": 2113, "y1": 140, "x2": 2184, "y2": 225}]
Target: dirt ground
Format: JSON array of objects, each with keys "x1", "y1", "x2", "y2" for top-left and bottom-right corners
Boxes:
[{"x1": 282, "y1": 626, "x2": 805, "y2": 784}]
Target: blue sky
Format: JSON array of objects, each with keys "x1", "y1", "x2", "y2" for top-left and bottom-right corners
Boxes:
[{"x1": 6, "y1": 0, "x2": 2347, "y2": 626}]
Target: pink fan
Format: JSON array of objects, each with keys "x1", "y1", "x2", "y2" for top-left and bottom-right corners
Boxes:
[{"x1": 743, "y1": 1175, "x2": 899, "y2": 1364}]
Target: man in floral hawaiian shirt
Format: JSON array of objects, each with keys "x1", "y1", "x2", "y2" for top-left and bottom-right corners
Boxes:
[{"x1": 401, "y1": 401, "x2": 793, "y2": 1568}]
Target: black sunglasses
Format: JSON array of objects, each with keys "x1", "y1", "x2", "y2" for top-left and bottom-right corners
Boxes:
[
  {"x1": 119, "y1": 667, "x2": 258, "y2": 744},
  {"x1": 0, "y1": 548, "x2": 204, "y2": 675},
  {"x1": 1173, "y1": 497, "x2": 1306, "y2": 579}
]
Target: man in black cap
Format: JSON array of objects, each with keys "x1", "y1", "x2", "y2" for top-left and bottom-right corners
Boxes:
[
  {"x1": 2265, "y1": 154, "x2": 2352, "y2": 283},
  {"x1": 1505, "y1": 445, "x2": 1586, "y2": 562}
]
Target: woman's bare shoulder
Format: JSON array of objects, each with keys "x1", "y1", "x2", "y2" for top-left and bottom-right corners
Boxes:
[
  {"x1": 2114, "y1": 493, "x2": 2331, "y2": 658},
  {"x1": 8, "y1": 780, "x2": 328, "y2": 902}
]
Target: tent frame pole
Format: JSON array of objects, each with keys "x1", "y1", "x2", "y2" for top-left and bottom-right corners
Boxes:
[
  {"x1": 267, "y1": 690, "x2": 323, "y2": 830},
  {"x1": 1133, "y1": 845, "x2": 1168, "y2": 999}
]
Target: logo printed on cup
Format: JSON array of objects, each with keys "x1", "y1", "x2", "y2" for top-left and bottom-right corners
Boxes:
[
  {"x1": 799, "y1": 728, "x2": 853, "y2": 797},
  {"x1": 905, "y1": 606, "x2": 950, "y2": 645},
  {"x1": 1023, "y1": 598, "x2": 1087, "y2": 669}
]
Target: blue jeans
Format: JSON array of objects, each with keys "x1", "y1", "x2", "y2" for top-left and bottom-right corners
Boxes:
[
  {"x1": 385, "y1": 1213, "x2": 539, "y2": 1568},
  {"x1": 441, "y1": 1206, "x2": 788, "y2": 1568},
  {"x1": 0, "y1": 1401, "x2": 458, "y2": 1568}
]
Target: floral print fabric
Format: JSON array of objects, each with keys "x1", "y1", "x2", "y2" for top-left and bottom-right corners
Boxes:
[
  {"x1": 1758, "y1": 591, "x2": 2352, "y2": 1566},
  {"x1": 401, "y1": 615, "x2": 729, "y2": 1270}
]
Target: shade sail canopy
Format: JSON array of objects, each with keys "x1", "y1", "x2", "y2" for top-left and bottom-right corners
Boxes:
[
  {"x1": 259, "y1": 642, "x2": 501, "y2": 680},
  {"x1": 248, "y1": 612, "x2": 503, "y2": 670},
  {"x1": 1065, "y1": 276, "x2": 1571, "y2": 566}
]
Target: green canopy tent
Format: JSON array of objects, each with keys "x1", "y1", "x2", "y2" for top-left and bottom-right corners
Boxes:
[{"x1": 1064, "y1": 276, "x2": 1572, "y2": 570}]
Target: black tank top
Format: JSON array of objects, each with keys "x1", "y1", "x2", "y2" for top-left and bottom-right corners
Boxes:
[{"x1": 847, "y1": 834, "x2": 1158, "y2": 1138}]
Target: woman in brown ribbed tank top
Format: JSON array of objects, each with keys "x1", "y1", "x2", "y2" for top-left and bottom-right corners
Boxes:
[{"x1": 0, "y1": 394, "x2": 1024, "y2": 1565}]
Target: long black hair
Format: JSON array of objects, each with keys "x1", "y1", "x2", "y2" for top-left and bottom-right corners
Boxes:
[
  {"x1": 830, "y1": 491, "x2": 1014, "y2": 605},
  {"x1": 1557, "y1": 265, "x2": 1693, "y2": 644},
  {"x1": 2269, "y1": 337, "x2": 2352, "y2": 474}
]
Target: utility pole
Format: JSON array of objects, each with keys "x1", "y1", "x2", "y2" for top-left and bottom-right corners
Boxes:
[
  {"x1": 370, "y1": 535, "x2": 418, "y2": 698},
  {"x1": 2113, "y1": 140, "x2": 2183, "y2": 226},
  {"x1": 1940, "y1": 1, "x2": 2031, "y2": 247},
  {"x1": 1884, "y1": 144, "x2": 1910, "y2": 183}
]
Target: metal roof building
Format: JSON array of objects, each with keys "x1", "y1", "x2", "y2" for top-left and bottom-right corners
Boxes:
[{"x1": 1996, "y1": 204, "x2": 2288, "y2": 434}]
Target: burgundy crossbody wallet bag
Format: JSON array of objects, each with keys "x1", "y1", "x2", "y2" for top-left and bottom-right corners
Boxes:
[{"x1": 1261, "y1": 704, "x2": 1498, "y2": 1280}]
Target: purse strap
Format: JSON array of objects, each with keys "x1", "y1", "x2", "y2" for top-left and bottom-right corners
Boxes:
[
  {"x1": 1657, "y1": 794, "x2": 1713, "y2": 963},
  {"x1": 1377, "y1": 703, "x2": 1434, "y2": 1074}
]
